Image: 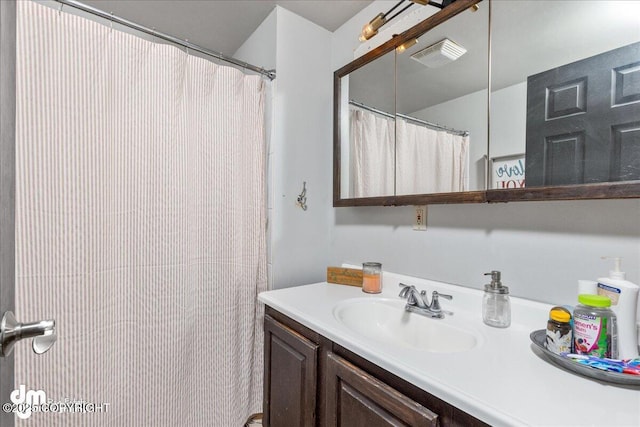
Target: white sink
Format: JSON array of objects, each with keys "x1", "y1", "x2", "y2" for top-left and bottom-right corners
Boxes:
[{"x1": 333, "y1": 298, "x2": 479, "y2": 353}]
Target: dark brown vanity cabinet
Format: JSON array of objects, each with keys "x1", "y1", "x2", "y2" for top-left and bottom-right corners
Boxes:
[
  {"x1": 263, "y1": 307, "x2": 488, "y2": 427},
  {"x1": 325, "y1": 352, "x2": 437, "y2": 426},
  {"x1": 263, "y1": 313, "x2": 318, "y2": 427}
]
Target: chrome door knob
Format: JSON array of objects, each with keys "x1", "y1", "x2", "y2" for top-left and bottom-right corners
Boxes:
[{"x1": 0, "y1": 311, "x2": 56, "y2": 357}]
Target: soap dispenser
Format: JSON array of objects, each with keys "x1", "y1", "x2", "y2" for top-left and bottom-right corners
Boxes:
[
  {"x1": 596, "y1": 257, "x2": 639, "y2": 359},
  {"x1": 483, "y1": 271, "x2": 511, "y2": 328}
]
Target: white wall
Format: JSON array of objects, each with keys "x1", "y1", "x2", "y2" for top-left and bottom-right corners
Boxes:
[
  {"x1": 490, "y1": 82, "x2": 527, "y2": 158},
  {"x1": 237, "y1": 7, "x2": 334, "y2": 289},
  {"x1": 329, "y1": 1, "x2": 640, "y2": 306}
]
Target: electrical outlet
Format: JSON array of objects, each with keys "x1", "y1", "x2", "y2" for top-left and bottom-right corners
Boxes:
[{"x1": 413, "y1": 205, "x2": 427, "y2": 231}]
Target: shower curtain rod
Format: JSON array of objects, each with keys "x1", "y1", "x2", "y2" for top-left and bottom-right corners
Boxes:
[
  {"x1": 52, "y1": 0, "x2": 276, "y2": 80},
  {"x1": 349, "y1": 100, "x2": 469, "y2": 137}
]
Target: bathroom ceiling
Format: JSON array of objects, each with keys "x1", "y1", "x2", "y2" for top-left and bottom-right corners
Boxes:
[{"x1": 80, "y1": 0, "x2": 373, "y2": 56}]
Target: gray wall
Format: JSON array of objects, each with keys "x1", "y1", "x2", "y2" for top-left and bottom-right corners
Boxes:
[{"x1": 236, "y1": 7, "x2": 334, "y2": 289}]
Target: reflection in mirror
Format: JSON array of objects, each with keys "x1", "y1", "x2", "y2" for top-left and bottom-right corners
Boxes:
[
  {"x1": 342, "y1": 50, "x2": 395, "y2": 198},
  {"x1": 490, "y1": 0, "x2": 640, "y2": 190},
  {"x1": 395, "y1": 4, "x2": 489, "y2": 195}
]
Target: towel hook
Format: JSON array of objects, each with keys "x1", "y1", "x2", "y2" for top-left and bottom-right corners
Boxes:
[{"x1": 296, "y1": 182, "x2": 307, "y2": 211}]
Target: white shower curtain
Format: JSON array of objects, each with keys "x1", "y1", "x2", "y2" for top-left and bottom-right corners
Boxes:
[
  {"x1": 350, "y1": 108, "x2": 395, "y2": 197},
  {"x1": 15, "y1": 1, "x2": 266, "y2": 426},
  {"x1": 396, "y1": 118, "x2": 469, "y2": 195}
]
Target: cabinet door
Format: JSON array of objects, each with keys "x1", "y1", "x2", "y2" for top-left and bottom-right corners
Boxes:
[
  {"x1": 263, "y1": 315, "x2": 318, "y2": 427},
  {"x1": 326, "y1": 353, "x2": 438, "y2": 427}
]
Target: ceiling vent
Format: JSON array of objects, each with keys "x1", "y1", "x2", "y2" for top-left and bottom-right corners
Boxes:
[{"x1": 410, "y1": 38, "x2": 467, "y2": 68}]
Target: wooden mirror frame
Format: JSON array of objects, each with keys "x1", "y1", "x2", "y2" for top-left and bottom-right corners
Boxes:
[{"x1": 333, "y1": 0, "x2": 640, "y2": 207}]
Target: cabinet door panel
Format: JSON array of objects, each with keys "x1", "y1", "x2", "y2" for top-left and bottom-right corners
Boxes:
[
  {"x1": 325, "y1": 352, "x2": 438, "y2": 427},
  {"x1": 264, "y1": 315, "x2": 318, "y2": 427}
]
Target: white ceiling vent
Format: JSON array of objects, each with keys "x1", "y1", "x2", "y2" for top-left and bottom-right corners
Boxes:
[{"x1": 410, "y1": 38, "x2": 467, "y2": 68}]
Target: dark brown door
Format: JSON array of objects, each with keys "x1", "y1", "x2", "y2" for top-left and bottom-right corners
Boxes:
[
  {"x1": 325, "y1": 353, "x2": 438, "y2": 427},
  {"x1": 526, "y1": 42, "x2": 640, "y2": 186},
  {"x1": 263, "y1": 315, "x2": 318, "y2": 427}
]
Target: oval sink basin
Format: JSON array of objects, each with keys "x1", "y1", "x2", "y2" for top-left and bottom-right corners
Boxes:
[{"x1": 333, "y1": 298, "x2": 479, "y2": 353}]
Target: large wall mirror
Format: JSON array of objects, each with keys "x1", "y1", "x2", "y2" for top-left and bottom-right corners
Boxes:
[
  {"x1": 334, "y1": 0, "x2": 640, "y2": 206},
  {"x1": 334, "y1": 0, "x2": 486, "y2": 206},
  {"x1": 488, "y1": 0, "x2": 640, "y2": 201},
  {"x1": 395, "y1": 2, "x2": 488, "y2": 196}
]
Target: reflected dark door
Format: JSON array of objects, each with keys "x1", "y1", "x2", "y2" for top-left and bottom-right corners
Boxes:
[{"x1": 526, "y1": 42, "x2": 640, "y2": 186}]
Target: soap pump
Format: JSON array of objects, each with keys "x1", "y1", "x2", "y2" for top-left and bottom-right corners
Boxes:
[
  {"x1": 596, "y1": 257, "x2": 639, "y2": 359},
  {"x1": 483, "y1": 270, "x2": 511, "y2": 328}
]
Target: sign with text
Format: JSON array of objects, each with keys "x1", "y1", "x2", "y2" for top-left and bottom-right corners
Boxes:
[{"x1": 491, "y1": 154, "x2": 525, "y2": 189}]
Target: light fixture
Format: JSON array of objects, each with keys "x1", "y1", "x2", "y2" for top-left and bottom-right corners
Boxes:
[
  {"x1": 358, "y1": 0, "x2": 470, "y2": 43},
  {"x1": 359, "y1": 0, "x2": 415, "y2": 42},
  {"x1": 396, "y1": 38, "x2": 418, "y2": 54},
  {"x1": 410, "y1": 38, "x2": 466, "y2": 68},
  {"x1": 359, "y1": 13, "x2": 387, "y2": 42}
]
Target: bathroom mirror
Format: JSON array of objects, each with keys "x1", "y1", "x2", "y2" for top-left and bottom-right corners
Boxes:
[
  {"x1": 334, "y1": 0, "x2": 640, "y2": 206},
  {"x1": 334, "y1": 0, "x2": 485, "y2": 206},
  {"x1": 394, "y1": 3, "x2": 488, "y2": 196},
  {"x1": 341, "y1": 50, "x2": 396, "y2": 199},
  {"x1": 487, "y1": 0, "x2": 640, "y2": 201}
]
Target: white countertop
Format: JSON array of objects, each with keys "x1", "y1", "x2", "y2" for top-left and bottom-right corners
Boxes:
[{"x1": 258, "y1": 269, "x2": 640, "y2": 427}]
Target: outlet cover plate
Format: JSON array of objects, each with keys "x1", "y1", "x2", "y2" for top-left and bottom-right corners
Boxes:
[{"x1": 413, "y1": 205, "x2": 427, "y2": 231}]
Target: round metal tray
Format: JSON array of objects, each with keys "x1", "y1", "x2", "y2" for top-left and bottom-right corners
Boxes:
[{"x1": 530, "y1": 329, "x2": 640, "y2": 387}]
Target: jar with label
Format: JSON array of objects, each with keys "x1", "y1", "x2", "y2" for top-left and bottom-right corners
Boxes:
[
  {"x1": 573, "y1": 294, "x2": 618, "y2": 358},
  {"x1": 362, "y1": 262, "x2": 382, "y2": 294},
  {"x1": 545, "y1": 306, "x2": 572, "y2": 355}
]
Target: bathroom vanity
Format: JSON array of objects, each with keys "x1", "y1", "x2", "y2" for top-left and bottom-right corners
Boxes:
[
  {"x1": 263, "y1": 306, "x2": 485, "y2": 427},
  {"x1": 259, "y1": 271, "x2": 640, "y2": 427}
]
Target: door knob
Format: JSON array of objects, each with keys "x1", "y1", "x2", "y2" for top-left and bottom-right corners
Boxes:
[{"x1": 0, "y1": 311, "x2": 56, "y2": 357}]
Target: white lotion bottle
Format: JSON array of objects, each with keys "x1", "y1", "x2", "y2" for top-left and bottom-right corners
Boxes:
[{"x1": 596, "y1": 257, "x2": 639, "y2": 359}]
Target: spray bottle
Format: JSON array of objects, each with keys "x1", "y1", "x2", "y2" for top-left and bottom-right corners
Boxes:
[{"x1": 596, "y1": 257, "x2": 639, "y2": 359}]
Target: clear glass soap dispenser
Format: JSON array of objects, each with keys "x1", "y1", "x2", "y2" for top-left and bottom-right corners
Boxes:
[{"x1": 482, "y1": 270, "x2": 511, "y2": 328}]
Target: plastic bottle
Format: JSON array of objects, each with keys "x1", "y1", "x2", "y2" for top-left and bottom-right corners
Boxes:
[
  {"x1": 596, "y1": 257, "x2": 639, "y2": 359},
  {"x1": 482, "y1": 271, "x2": 511, "y2": 328},
  {"x1": 573, "y1": 294, "x2": 618, "y2": 358},
  {"x1": 546, "y1": 306, "x2": 572, "y2": 355}
]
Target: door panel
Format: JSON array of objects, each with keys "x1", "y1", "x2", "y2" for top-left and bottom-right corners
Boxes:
[
  {"x1": 263, "y1": 315, "x2": 318, "y2": 427},
  {"x1": 526, "y1": 42, "x2": 640, "y2": 186},
  {"x1": 325, "y1": 352, "x2": 438, "y2": 427},
  {"x1": 0, "y1": 1, "x2": 16, "y2": 426}
]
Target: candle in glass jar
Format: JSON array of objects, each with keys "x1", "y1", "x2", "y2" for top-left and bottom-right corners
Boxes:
[{"x1": 362, "y1": 262, "x2": 382, "y2": 293}]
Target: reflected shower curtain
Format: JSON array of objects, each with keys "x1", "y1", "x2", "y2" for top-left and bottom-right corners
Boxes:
[
  {"x1": 350, "y1": 108, "x2": 395, "y2": 197},
  {"x1": 15, "y1": 1, "x2": 266, "y2": 426},
  {"x1": 396, "y1": 118, "x2": 469, "y2": 195}
]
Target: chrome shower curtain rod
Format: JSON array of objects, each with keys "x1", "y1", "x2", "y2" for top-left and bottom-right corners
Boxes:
[
  {"x1": 349, "y1": 100, "x2": 469, "y2": 137},
  {"x1": 52, "y1": 0, "x2": 276, "y2": 80}
]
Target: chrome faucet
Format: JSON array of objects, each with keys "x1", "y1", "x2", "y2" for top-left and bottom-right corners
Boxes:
[{"x1": 398, "y1": 283, "x2": 453, "y2": 319}]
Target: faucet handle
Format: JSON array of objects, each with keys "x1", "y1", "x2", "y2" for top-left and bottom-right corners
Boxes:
[
  {"x1": 398, "y1": 282, "x2": 413, "y2": 298},
  {"x1": 430, "y1": 291, "x2": 453, "y2": 312},
  {"x1": 433, "y1": 291, "x2": 453, "y2": 300}
]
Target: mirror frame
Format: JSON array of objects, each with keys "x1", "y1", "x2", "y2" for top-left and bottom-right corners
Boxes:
[{"x1": 333, "y1": 0, "x2": 640, "y2": 207}]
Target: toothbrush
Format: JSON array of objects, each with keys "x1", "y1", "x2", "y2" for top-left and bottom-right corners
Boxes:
[{"x1": 562, "y1": 354, "x2": 640, "y2": 375}]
